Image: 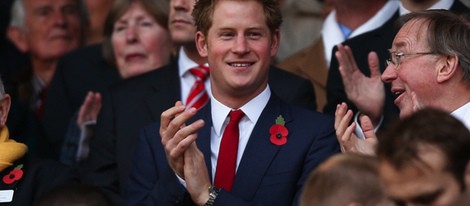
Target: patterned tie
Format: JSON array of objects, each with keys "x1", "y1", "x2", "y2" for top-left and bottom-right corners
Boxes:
[
  {"x1": 186, "y1": 65, "x2": 210, "y2": 110},
  {"x1": 214, "y1": 110, "x2": 245, "y2": 191}
]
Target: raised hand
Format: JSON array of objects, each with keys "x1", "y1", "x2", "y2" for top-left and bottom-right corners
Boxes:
[
  {"x1": 160, "y1": 101, "x2": 205, "y2": 178},
  {"x1": 77, "y1": 91, "x2": 102, "y2": 127},
  {"x1": 336, "y1": 44, "x2": 385, "y2": 125},
  {"x1": 335, "y1": 103, "x2": 377, "y2": 155}
]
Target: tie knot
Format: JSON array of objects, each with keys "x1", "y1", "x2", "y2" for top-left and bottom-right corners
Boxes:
[
  {"x1": 229, "y1": 110, "x2": 244, "y2": 124},
  {"x1": 190, "y1": 65, "x2": 209, "y2": 81}
]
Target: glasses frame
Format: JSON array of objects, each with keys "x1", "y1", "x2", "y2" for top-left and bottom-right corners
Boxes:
[{"x1": 385, "y1": 50, "x2": 436, "y2": 68}]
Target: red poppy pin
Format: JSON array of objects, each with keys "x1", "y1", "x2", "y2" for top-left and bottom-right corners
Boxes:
[
  {"x1": 269, "y1": 115, "x2": 288, "y2": 146},
  {"x1": 3, "y1": 164, "x2": 24, "y2": 185}
]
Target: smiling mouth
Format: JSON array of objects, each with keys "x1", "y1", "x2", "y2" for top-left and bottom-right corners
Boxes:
[{"x1": 229, "y1": 63, "x2": 254, "y2": 67}]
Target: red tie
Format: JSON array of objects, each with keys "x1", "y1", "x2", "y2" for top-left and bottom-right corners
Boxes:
[
  {"x1": 214, "y1": 110, "x2": 244, "y2": 191},
  {"x1": 186, "y1": 65, "x2": 210, "y2": 110}
]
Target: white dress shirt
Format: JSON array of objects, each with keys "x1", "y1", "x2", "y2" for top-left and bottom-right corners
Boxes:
[
  {"x1": 451, "y1": 102, "x2": 470, "y2": 130},
  {"x1": 399, "y1": 0, "x2": 453, "y2": 15},
  {"x1": 210, "y1": 86, "x2": 271, "y2": 181},
  {"x1": 178, "y1": 47, "x2": 211, "y2": 104},
  {"x1": 322, "y1": 0, "x2": 399, "y2": 65}
]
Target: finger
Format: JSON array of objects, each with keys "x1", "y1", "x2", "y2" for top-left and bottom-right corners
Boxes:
[
  {"x1": 342, "y1": 121, "x2": 356, "y2": 142},
  {"x1": 160, "y1": 102, "x2": 187, "y2": 143},
  {"x1": 335, "y1": 108, "x2": 353, "y2": 141},
  {"x1": 343, "y1": 45, "x2": 359, "y2": 72},
  {"x1": 169, "y1": 119, "x2": 205, "y2": 151},
  {"x1": 334, "y1": 103, "x2": 347, "y2": 129},
  {"x1": 368, "y1": 51, "x2": 381, "y2": 78}
]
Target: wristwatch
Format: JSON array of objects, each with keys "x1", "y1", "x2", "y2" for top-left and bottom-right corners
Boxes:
[{"x1": 204, "y1": 186, "x2": 220, "y2": 206}]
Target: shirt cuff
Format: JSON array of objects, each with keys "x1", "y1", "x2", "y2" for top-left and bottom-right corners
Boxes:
[{"x1": 353, "y1": 111, "x2": 383, "y2": 140}]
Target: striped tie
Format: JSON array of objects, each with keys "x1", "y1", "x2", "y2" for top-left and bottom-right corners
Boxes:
[{"x1": 186, "y1": 65, "x2": 210, "y2": 109}]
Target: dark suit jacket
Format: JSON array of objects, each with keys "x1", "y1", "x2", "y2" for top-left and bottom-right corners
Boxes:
[
  {"x1": 127, "y1": 94, "x2": 340, "y2": 206},
  {"x1": 324, "y1": 2, "x2": 470, "y2": 128},
  {"x1": 43, "y1": 44, "x2": 121, "y2": 158},
  {"x1": 82, "y1": 60, "x2": 316, "y2": 205},
  {"x1": 0, "y1": 154, "x2": 78, "y2": 206}
]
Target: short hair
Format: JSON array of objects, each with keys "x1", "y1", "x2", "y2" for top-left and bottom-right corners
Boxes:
[
  {"x1": 377, "y1": 108, "x2": 470, "y2": 190},
  {"x1": 34, "y1": 183, "x2": 113, "y2": 206},
  {"x1": 9, "y1": 0, "x2": 89, "y2": 32},
  {"x1": 192, "y1": 0, "x2": 283, "y2": 36},
  {"x1": 395, "y1": 10, "x2": 470, "y2": 86},
  {"x1": 300, "y1": 154, "x2": 387, "y2": 206},
  {"x1": 102, "y1": 0, "x2": 169, "y2": 66}
]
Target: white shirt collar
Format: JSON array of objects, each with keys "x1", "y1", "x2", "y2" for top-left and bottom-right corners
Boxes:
[
  {"x1": 211, "y1": 85, "x2": 271, "y2": 137},
  {"x1": 451, "y1": 102, "x2": 470, "y2": 130},
  {"x1": 178, "y1": 47, "x2": 200, "y2": 77},
  {"x1": 349, "y1": 1, "x2": 399, "y2": 38},
  {"x1": 399, "y1": 0, "x2": 454, "y2": 15}
]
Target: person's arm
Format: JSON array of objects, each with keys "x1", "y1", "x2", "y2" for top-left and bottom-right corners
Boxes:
[
  {"x1": 80, "y1": 90, "x2": 122, "y2": 205},
  {"x1": 126, "y1": 123, "x2": 189, "y2": 205}
]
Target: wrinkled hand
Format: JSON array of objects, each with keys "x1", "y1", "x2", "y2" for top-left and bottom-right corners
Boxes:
[
  {"x1": 184, "y1": 142, "x2": 211, "y2": 206},
  {"x1": 336, "y1": 44, "x2": 385, "y2": 125},
  {"x1": 77, "y1": 91, "x2": 102, "y2": 127},
  {"x1": 160, "y1": 101, "x2": 205, "y2": 178},
  {"x1": 335, "y1": 103, "x2": 377, "y2": 155}
]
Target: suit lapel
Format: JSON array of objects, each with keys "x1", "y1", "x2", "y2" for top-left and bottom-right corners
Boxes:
[
  {"x1": 193, "y1": 104, "x2": 214, "y2": 180},
  {"x1": 231, "y1": 95, "x2": 292, "y2": 200}
]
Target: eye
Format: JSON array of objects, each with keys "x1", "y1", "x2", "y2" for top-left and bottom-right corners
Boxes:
[
  {"x1": 62, "y1": 4, "x2": 79, "y2": 15},
  {"x1": 140, "y1": 20, "x2": 154, "y2": 27},
  {"x1": 220, "y1": 32, "x2": 235, "y2": 40},
  {"x1": 114, "y1": 24, "x2": 127, "y2": 32},
  {"x1": 36, "y1": 7, "x2": 53, "y2": 17},
  {"x1": 247, "y1": 32, "x2": 262, "y2": 39}
]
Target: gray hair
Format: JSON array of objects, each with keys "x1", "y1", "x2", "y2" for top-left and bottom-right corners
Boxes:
[
  {"x1": 9, "y1": 0, "x2": 89, "y2": 33},
  {"x1": 397, "y1": 10, "x2": 470, "y2": 86}
]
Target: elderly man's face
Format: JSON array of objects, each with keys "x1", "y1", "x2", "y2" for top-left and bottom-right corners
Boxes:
[
  {"x1": 381, "y1": 19, "x2": 443, "y2": 118},
  {"x1": 20, "y1": 0, "x2": 83, "y2": 60},
  {"x1": 169, "y1": 0, "x2": 197, "y2": 46}
]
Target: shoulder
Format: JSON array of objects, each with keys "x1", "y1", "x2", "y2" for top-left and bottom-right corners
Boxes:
[{"x1": 109, "y1": 60, "x2": 178, "y2": 95}]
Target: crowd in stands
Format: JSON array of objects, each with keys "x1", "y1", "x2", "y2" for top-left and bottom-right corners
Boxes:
[{"x1": 0, "y1": 0, "x2": 469, "y2": 205}]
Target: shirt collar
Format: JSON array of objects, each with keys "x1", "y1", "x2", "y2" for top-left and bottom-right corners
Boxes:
[
  {"x1": 211, "y1": 85, "x2": 271, "y2": 136},
  {"x1": 399, "y1": 0, "x2": 454, "y2": 15},
  {"x1": 178, "y1": 47, "x2": 200, "y2": 77},
  {"x1": 451, "y1": 102, "x2": 470, "y2": 130}
]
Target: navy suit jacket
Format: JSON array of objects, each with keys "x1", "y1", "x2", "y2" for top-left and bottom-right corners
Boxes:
[
  {"x1": 127, "y1": 94, "x2": 340, "y2": 205},
  {"x1": 82, "y1": 59, "x2": 316, "y2": 205}
]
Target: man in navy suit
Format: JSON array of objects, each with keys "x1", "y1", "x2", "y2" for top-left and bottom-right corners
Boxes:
[{"x1": 126, "y1": 0, "x2": 340, "y2": 205}]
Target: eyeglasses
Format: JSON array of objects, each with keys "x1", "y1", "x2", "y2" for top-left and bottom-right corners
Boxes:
[{"x1": 385, "y1": 50, "x2": 436, "y2": 68}]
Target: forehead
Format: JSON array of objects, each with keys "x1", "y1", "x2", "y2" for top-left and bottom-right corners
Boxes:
[
  {"x1": 211, "y1": 0, "x2": 267, "y2": 29},
  {"x1": 24, "y1": 0, "x2": 78, "y2": 8},
  {"x1": 391, "y1": 18, "x2": 430, "y2": 51},
  {"x1": 379, "y1": 146, "x2": 452, "y2": 198}
]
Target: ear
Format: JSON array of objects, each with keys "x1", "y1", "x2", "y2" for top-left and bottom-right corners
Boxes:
[
  {"x1": 195, "y1": 31, "x2": 208, "y2": 58},
  {"x1": 270, "y1": 29, "x2": 280, "y2": 57},
  {"x1": 7, "y1": 26, "x2": 29, "y2": 53},
  {"x1": 0, "y1": 94, "x2": 11, "y2": 128},
  {"x1": 436, "y1": 54, "x2": 459, "y2": 83}
]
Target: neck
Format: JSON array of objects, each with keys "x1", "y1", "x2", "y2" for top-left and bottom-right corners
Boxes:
[
  {"x1": 31, "y1": 57, "x2": 57, "y2": 85},
  {"x1": 335, "y1": 0, "x2": 387, "y2": 30},
  {"x1": 402, "y1": 0, "x2": 440, "y2": 12},
  {"x1": 183, "y1": 43, "x2": 207, "y2": 65}
]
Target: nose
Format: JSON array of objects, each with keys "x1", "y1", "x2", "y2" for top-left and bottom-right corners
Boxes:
[
  {"x1": 126, "y1": 25, "x2": 138, "y2": 43},
  {"x1": 52, "y1": 10, "x2": 66, "y2": 27},
  {"x1": 172, "y1": 0, "x2": 188, "y2": 11},
  {"x1": 232, "y1": 35, "x2": 249, "y2": 54},
  {"x1": 381, "y1": 64, "x2": 397, "y2": 83}
]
